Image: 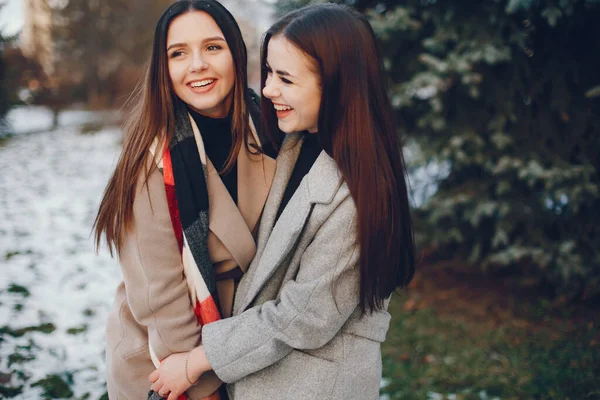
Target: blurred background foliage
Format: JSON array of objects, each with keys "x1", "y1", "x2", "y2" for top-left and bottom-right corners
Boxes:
[
  {"x1": 1, "y1": 0, "x2": 172, "y2": 129},
  {"x1": 279, "y1": 0, "x2": 600, "y2": 303}
]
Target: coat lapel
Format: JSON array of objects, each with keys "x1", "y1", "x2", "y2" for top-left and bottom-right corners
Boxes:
[
  {"x1": 236, "y1": 118, "x2": 276, "y2": 234},
  {"x1": 255, "y1": 133, "x2": 303, "y2": 251},
  {"x1": 236, "y1": 134, "x2": 344, "y2": 313},
  {"x1": 189, "y1": 114, "x2": 271, "y2": 272}
]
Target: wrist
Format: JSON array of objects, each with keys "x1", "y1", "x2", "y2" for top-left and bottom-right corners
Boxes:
[{"x1": 188, "y1": 345, "x2": 210, "y2": 382}]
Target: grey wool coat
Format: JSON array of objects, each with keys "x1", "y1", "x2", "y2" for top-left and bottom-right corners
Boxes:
[{"x1": 202, "y1": 133, "x2": 392, "y2": 400}]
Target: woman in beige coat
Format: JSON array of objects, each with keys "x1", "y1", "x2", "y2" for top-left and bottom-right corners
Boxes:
[
  {"x1": 150, "y1": 4, "x2": 416, "y2": 400},
  {"x1": 93, "y1": 1, "x2": 275, "y2": 399}
]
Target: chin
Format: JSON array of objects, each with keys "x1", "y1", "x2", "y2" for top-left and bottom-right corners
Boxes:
[
  {"x1": 277, "y1": 123, "x2": 294, "y2": 134},
  {"x1": 191, "y1": 99, "x2": 218, "y2": 110}
]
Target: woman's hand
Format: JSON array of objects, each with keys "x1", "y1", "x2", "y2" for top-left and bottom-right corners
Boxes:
[{"x1": 148, "y1": 346, "x2": 211, "y2": 400}]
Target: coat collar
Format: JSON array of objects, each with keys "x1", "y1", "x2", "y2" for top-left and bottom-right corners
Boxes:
[
  {"x1": 151, "y1": 114, "x2": 275, "y2": 273},
  {"x1": 192, "y1": 114, "x2": 276, "y2": 273},
  {"x1": 235, "y1": 132, "x2": 343, "y2": 313},
  {"x1": 254, "y1": 133, "x2": 343, "y2": 250}
]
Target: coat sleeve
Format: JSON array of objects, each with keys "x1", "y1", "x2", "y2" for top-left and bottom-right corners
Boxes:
[
  {"x1": 201, "y1": 194, "x2": 360, "y2": 383},
  {"x1": 118, "y1": 164, "x2": 202, "y2": 359}
]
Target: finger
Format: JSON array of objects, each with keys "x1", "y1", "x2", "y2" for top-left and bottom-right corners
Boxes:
[
  {"x1": 151, "y1": 380, "x2": 162, "y2": 393},
  {"x1": 167, "y1": 390, "x2": 179, "y2": 400},
  {"x1": 159, "y1": 388, "x2": 171, "y2": 399},
  {"x1": 149, "y1": 368, "x2": 159, "y2": 383}
]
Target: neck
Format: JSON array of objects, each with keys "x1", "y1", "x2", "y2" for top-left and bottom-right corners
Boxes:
[{"x1": 188, "y1": 93, "x2": 233, "y2": 119}]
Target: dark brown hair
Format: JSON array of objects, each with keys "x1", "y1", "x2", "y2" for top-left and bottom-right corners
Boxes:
[
  {"x1": 94, "y1": 0, "x2": 251, "y2": 256},
  {"x1": 261, "y1": 4, "x2": 416, "y2": 313}
]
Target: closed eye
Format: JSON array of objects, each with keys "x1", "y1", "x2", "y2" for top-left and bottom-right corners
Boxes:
[{"x1": 280, "y1": 76, "x2": 292, "y2": 84}]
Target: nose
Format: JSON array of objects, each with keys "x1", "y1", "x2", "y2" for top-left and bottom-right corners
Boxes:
[
  {"x1": 189, "y1": 52, "x2": 208, "y2": 72},
  {"x1": 262, "y1": 75, "x2": 280, "y2": 99}
]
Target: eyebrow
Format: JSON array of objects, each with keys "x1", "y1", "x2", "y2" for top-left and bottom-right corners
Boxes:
[
  {"x1": 266, "y1": 63, "x2": 295, "y2": 78},
  {"x1": 167, "y1": 36, "x2": 226, "y2": 51}
]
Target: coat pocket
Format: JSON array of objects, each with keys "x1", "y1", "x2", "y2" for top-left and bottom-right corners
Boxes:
[{"x1": 233, "y1": 349, "x2": 339, "y2": 399}]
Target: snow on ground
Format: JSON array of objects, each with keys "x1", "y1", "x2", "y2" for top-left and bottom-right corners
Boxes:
[
  {"x1": 4, "y1": 106, "x2": 122, "y2": 136},
  {"x1": 0, "y1": 107, "x2": 123, "y2": 399},
  {"x1": 4, "y1": 106, "x2": 56, "y2": 135}
]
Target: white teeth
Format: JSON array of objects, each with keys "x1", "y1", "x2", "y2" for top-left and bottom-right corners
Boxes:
[
  {"x1": 190, "y1": 79, "x2": 215, "y2": 88},
  {"x1": 274, "y1": 104, "x2": 292, "y2": 111}
]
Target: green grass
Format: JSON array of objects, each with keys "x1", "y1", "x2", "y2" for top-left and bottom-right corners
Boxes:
[
  {"x1": 4, "y1": 250, "x2": 33, "y2": 261},
  {"x1": 7, "y1": 284, "x2": 30, "y2": 297},
  {"x1": 0, "y1": 323, "x2": 56, "y2": 338},
  {"x1": 382, "y1": 294, "x2": 600, "y2": 400},
  {"x1": 31, "y1": 374, "x2": 74, "y2": 399},
  {"x1": 66, "y1": 324, "x2": 88, "y2": 335}
]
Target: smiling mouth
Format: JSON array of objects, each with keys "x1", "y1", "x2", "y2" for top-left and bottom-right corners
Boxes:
[
  {"x1": 189, "y1": 79, "x2": 215, "y2": 88},
  {"x1": 273, "y1": 104, "x2": 293, "y2": 119},
  {"x1": 273, "y1": 104, "x2": 293, "y2": 111}
]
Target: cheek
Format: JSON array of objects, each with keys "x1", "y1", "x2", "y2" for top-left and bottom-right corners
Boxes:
[
  {"x1": 220, "y1": 54, "x2": 235, "y2": 81},
  {"x1": 311, "y1": 89, "x2": 322, "y2": 116},
  {"x1": 168, "y1": 62, "x2": 181, "y2": 86},
  {"x1": 284, "y1": 87, "x2": 300, "y2": 106},
  {"x1": 226, "y1": 68, "x2": 235, "y2": 88},
  {"x1": 227, "y1": 64, "x2": 236, "y2": 87}
]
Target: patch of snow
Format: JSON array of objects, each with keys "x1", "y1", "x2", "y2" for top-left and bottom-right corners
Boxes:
[
  {"x1": 58, "y1": 109, "x2": 121, "y2": 128},
  {"x1": 0, "y1": 111, "x2": 123, "y2": 398},
  {"x1": 4, "y1": 106, "x2": 56, "y2": 135},
  {"x1": 4, "y1": 106, "x2": 121, "y2": 136}
]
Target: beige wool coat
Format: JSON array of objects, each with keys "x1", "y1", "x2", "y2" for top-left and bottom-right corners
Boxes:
[
  {"x1": 105, "y1": 117, "x2": 275, "y2": 399},
  {"x1": 202, "y1": 133, "x2": 392, "y2": 400}
]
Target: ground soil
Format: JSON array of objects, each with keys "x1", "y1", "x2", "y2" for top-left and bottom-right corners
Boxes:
[{"x1": 403, "y1": 259, "x2": 600, "y2": 339}]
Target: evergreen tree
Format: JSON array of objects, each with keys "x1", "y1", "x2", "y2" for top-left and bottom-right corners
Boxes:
[{"x1": 276, "y1": 0, "x2": 600, "y2": 299}]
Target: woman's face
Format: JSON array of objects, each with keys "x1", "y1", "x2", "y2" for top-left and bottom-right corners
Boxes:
[
  {"x1": 167, "y1": 11, "x2": 235, "y2": 118},
  {"x1": 262, "y1": 35, "x2": 321, "y2": 134}
]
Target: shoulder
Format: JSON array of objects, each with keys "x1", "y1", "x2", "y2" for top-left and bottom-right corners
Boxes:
[
  {"x1": 305, "y1": 153, "x2": 356, "y2": 232},
  {"x1": 320, "y1": 180, "x2": 356, "y2": 225},
  {"x1": 132, "y1": 151, "x2": 167, "y2": 212},
  {"x1": 306, "y1": 150, "x2": 351, "y2": 206}
]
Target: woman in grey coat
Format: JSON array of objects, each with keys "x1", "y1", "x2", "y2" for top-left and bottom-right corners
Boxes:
[{"x1": 150, "y1": 4, "x2": 416, "y2": 399}]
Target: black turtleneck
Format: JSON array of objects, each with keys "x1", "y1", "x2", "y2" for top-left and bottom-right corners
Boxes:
[
  {"x1": 189, "y1": 108, "x2": 238, "y2": 204},
  {"x1": 275, "y1": 133, "x2": 323, "y2": 224}
]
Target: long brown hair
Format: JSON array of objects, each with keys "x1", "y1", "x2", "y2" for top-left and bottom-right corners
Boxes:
[
  {"x1": 261, "y1": 4, "x2": 416, "y2": 313},
  {"x1": 94, "y1": 0, "x2": 252, "y2": 256}
]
